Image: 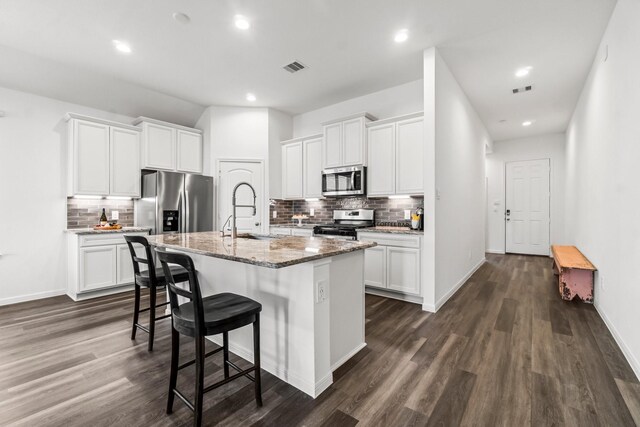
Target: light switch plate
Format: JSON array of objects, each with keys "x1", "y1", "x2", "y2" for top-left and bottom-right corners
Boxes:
[
  {"x1": 310, "y1": 208, "x2": 315, "y2": 216},
  {"x1": 272, "y1": 211, "x2": 277, "y2": 219},
  {"x1": 404, "y1": 210, "x2": 411, "y2": 220},
  {"x1": 111, "y1": 210, "x2": 119, "y2": 220}
]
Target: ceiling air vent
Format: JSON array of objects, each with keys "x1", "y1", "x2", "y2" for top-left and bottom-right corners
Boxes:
[
  {"x1": 283, "y1": 61, "x2": 307, "y2": 73},
  {"x1": 512, "y1": 85, "x2": 533, "y2": 94}
]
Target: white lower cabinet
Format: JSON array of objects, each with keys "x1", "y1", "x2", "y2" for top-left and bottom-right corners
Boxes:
[
  {"x1": 386, "y1": 247, "x2": 420, "y2": 294},
  {"x1": 79, "y1": 246, "x2": 117, "y2": 292},
  {"x1": 358, "y1": 232, "x2": 422, "y2": 297},
  {"x1": 269, "y1": 227, "x2": 314, "y2": 237},
  {"x1": 291, "y1": 228, "x2": 313, "y2": 237},
  {"x1": 68, "y1": 231, "x2": 149, "y2": 300},
  {"x1": 364, "y1": 245, "x2": 386, "y2": 288}
]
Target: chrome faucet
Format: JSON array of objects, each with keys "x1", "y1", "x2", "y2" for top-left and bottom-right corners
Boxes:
[{"x1": 231, "y1": 182, "x2": 257, "y2": 239}]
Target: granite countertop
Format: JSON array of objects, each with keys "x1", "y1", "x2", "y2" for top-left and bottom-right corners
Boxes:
[
  {"x1": 146, "y1": 231, "x2": 376, "y2": 269},
  {"x1": 66, "y1": 227, "x2": 152, "y2": 235},
  {"x1": 359, "y1": 226, "x2": 424, "y2": 235}
]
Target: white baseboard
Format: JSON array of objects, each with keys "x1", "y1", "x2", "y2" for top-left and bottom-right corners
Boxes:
[
  {"x1": 331, "y1": 342, "x2": 367, "y2": 371},
  {"x1": 206, "y1": 336, "x2": 332, "y2": 398},
  {"x1": 594, "y1": 303, "x2": 640, "y2": 382},
  {"x1": 423, "y1": 258, "x2": 486, "y2": 313},
  {"x1": 486, "y1": 249, "x2": 506, "y2": 254},
  {"x1": 0, "y1": 289, "x2": 66, "y2": 306},
  {"x1": 365, "y1": 288, "x2": 423, "y2": 305}
]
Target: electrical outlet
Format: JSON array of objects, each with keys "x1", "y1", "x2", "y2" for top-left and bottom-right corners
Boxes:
[
  {"x1": 111, "y1": 210, "x2": 119, "y2": 220},
  {"x1": 600, "y1": 274, "x2": 605, "y2": 291},
  {"x1": 310, "y1": 208, "x2": 315, "y2": 216},
  {"x1": 316, "y1": 280, "x2": 328, "y2": 303},
  {"x1": 272, "y1": 211, "x2": 277, "y2": 219},
  {"x1": 404, "y1": 210, "x2": 411, "y2": 220},
  {"x1": 468, "y1": 249, "x2": 472, "y2": 261}
]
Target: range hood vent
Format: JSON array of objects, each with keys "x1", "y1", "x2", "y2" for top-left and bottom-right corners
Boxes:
[
  {"x1": 512, "y1": 85, "x2": 533, "y2": 94},
  {"x1": 283, "y1": 61, "x2": 307, "y2": 73}
]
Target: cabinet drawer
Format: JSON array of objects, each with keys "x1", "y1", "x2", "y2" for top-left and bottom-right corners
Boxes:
[
  {"x1": 270, "y1": 227, "x2": 292, "y2": 236},
  {"x1": 79, "y1": 232, "x2": 148, "y2": 247},
  {"x1": 357, "y1": 233, "x2": 421, "y2": 249}
]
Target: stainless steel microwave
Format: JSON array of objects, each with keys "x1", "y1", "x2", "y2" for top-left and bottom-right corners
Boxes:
[{"x1": 322, "y1": 166, "x2": 366, "y2": 197}]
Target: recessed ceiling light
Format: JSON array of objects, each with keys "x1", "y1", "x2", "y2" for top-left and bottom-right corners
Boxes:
[
  {"x1": 246, "y1": 93, "x2": 256, "y2": 102},
  {"x1": 394, "y1": 29, "x2": 409, "y2": 43},
  {"x1": 112, "y1": 40, "x2": 131, "y2": 54},
  {"x1": 172, "y1": 12, "x2": 190, "y2": 24},
  {"x1": 515, "y1": 67, "x2": 532, "y2": 77},
  {"x1": 522, "y1": 120, "x2": 533, "y2": 127},
  {"x1": 235, "y1": 15, "x2": 250, "y2": 30}
]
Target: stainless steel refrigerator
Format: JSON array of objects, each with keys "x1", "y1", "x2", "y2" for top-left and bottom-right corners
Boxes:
[{"x1": 135, "y1": 171, "x2": 214, "y2": 235}]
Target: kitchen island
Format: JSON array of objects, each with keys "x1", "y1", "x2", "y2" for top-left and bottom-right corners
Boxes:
[{"x1": 146, "y1": 232, "x2": 375, "y2": 398}]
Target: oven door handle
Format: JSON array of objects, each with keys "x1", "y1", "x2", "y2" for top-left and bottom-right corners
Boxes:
[{"x1": 351, "y1": 171, "x2": 356, "y2": 191}]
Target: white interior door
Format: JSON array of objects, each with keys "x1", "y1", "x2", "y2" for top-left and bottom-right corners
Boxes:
[
  {"x1": 505, "y1": 159, "x2": 550, "y2": 255},
  {"x1": 218, "y1": 160, "x2": 264, "y2": 234}
]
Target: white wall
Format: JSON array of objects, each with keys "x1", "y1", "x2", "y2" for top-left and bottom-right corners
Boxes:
[
  {"x1": 198, "y1": 106, "x2": 292, "y2": 229},
  {"x1": 0, "y1": 86, "x2": 134, "y2": 305},
  {"x1": 565, "y1": 0, "x2": 640, "y2": 379},
  {"x1": 424, "y1": 48, "x2": 492, "y2": 311},
  {"x1": 486, "y1": 133, "x2": 566, "y2": 253},
  {"x1": 292, "y1": 79, "x2": 424, "y2": 137}
]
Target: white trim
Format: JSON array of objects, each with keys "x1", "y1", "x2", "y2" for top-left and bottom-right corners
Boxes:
[
  {"x1": 331, "y1": 342, "x2": 367, "y2": 371},
  {"x1": 365, "y1": 287, "x2": 423, "y2": 305},
  {"x1": 67, "y1": 284, "x2": 135, "y2": 302},
  {"x1": 321, "y1": 111, "x2": 377, "y2": 126},
  {"x1": 315, "y1": 372, "x2": 334, "y2": 397},
  {"x1": 207, "y1": 336, "x2": 331, "y2": 398},
  {"x1": 486, "y1": 249, "x2": 506, "y2": 254},
  {"x1": 280, "y1": 134, "x2": 323, "y2": 145},
  {"x1": 132, "y1": 116, "x2": 202, "y2": 134},
  {"x1": 365, "y1": 111, "x2": 424, "y2": 127},
  {"x1": 65, "y1": 112, "x2": 141, "y2": 131},
  {"x1": 423, "y1": 258, "x2": 486, "y2": 313},
  {"x1": 594, "y1": 303, "x2": 640, "y2": 382},
  {"x1": 0, "y1": 289, "x2": 66, "y2": 306}
]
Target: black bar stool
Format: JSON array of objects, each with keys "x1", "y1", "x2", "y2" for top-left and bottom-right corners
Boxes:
[
  {"x1": 156, "y1": 249, "x2": 263, "y2": 427},
  {"x1": 124, "y1": 235, "x2": 189, "y2": 351}
]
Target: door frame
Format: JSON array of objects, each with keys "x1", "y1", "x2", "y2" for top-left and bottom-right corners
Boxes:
[
  {"x1": 503, "y1": 157, "x2": 551, "y2": 256},
  {"x1": 216, "y1": 158, "x2": 266, "y2": 234}
]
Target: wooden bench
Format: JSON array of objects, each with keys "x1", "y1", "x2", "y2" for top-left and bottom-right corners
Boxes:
[{"x1": 551, "y1": 245, "x2": 597, "y2": 303}]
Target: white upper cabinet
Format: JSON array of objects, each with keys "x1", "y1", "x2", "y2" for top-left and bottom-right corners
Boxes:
[
  {"x1": 322, "y1": 113, "x2": 375, "y2": 168},
  {"x1": 282, "y1": 141, "x2": 304, "y2": 200},
  {"x1": 143, "y1": 122, "x2": 175, "y2": 170},
  {"x1": 366, "y1": 112, "x2": 424, "y2": 196},
  {"x1": 366, "y1": 122, "x2": 396, "y2": 196},
  {"x1": 176, "y1": 130, "x2": 203, "y2": 173},
  {"x1": 73, "y1": 119, "x2": 110, "y2": 195},
  {"x1": 110, "y1": 127, "x2": 141, "y2": 197},
  {"x1": 135, "y1": 117, "x2": 203, "y2": 174},
  {"x1": 395, "y1": 117, "x2": 424, "y2": 195},
  {"x1": 323, "y1": 123, "x2": 342, "y2": 168},
  {"x1": 303, "y1": 137, "x2": 323, "y2": 198},
  {"x1": 67, "y1": 113, "x2": 141, "y2": 197},
  {"x1": 281, "y1": 134, "x2": 323, "y2": 200}
]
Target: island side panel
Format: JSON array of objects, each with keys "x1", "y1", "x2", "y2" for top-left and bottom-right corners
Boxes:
[
  {"x1": 185, "y1": 252, "x2": 329, "y2": 397},
  {"x1": 329, "y1": 251, "x2": 366, "y2": 370}
]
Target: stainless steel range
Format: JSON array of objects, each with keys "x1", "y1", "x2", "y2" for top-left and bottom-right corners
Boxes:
[{"x1": 313, "y1": 209, "x2": 374, "y2": 240}]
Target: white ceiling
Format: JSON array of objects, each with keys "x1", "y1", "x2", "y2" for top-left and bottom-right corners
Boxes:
[{"x1": 0, "y1": 0, "x2": 616, "y2": 137}]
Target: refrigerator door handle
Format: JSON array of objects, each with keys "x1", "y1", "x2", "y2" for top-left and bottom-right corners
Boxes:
[
  {"x1": 179, "y1": 189, "x2": 186, "y2": 234},
  {"x1": 184, "y1": 189, "x2": 189, "y2": 233}
]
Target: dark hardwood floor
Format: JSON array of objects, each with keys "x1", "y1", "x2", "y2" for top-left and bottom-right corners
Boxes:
[{"x1": 1, "y1": 254, "x2": 639, "y2": 426}]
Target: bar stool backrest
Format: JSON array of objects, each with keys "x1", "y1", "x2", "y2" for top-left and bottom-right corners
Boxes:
[
  {"x1": 155, "y1": 249, "x2": 205, "y2": 333},
  {"x1": 124, "y1": 235, "x2": 159, "y2": 284}
]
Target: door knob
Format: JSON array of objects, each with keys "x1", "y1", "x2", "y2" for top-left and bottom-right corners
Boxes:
[{"x1": 255, "y1": 222, "x2": 261, "y2": 226}]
